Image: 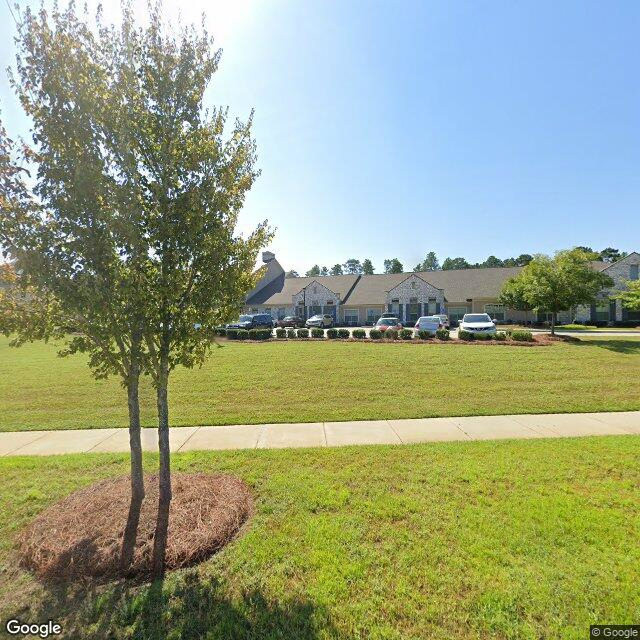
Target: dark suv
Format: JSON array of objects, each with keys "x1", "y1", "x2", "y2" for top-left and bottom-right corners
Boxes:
[{"x1": 227, "y1": 313, "x2": 274, "y2": 330}]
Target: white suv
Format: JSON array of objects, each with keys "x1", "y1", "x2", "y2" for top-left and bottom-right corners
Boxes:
[{"x1": 458, "y1": 313, "x2": 496, "y2": 335}]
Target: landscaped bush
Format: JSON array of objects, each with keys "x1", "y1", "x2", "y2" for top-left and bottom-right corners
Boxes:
[
  {"x1": 458, "y1": 329, "x2": 474, "y2": 341},
  {"x1": 385, "y1": 329, "x2": 398, "y2": 340},
  {"x1": 236, "y1": 329, "x2": 249, "y2": 340},
  {"x1": 436, "y1": 328, "x2": 450, "y2": 341},
  {"x1": 215, "y1": 327, "x2": 227, "y2": 337},
  {"x1": 338, "y1": 329, "x2": 350, "y2": 339},
  {"x1": 400, "y1": 328, "x2": 413, "y2": 340},
  {"x1": 326, "y1": 328, "x2": 338, "y2": 339},
  {"x1": 297, "y1": 328, "x2": 309, "y2": 338},
  {"x1": 369, "y1": 329, "x2": 382, "y2": 340},
  {"x1": 286, "y1": 328, "x2": 297, "y2": 339},
  {"x1": 352, "y1": 329, "x2": 366, "y2": 339},
  {"x1": 311, "y1": 328, "x2": 324, "y2": 338},
  {"x1": 417, "y1": 330, "x2": 435, "y2": 340},
  {"x1": 494, "y1": 331, "x2": 507, "y2": 341},
  {"x1": 275, "y1": 328, "x2": 286, "y2": 338},
  {"x1": 511, "y1": 329, "x2": 534, "y2": 342},
  {"x1": 225, "y1": 328, "x2": 238, "y2": 340},
  {"x1": 249, "y1": 328, "x2": 271, "y2": 341}
]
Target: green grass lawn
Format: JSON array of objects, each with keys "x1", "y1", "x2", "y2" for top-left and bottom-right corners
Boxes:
[
  {"x1": 1, "y1": 336, "x2": 640, "y2": 432},
  {"x1": 1, "y1": 437, "x2": 638, "y2": 639}
]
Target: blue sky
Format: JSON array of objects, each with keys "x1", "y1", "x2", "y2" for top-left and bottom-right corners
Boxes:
[{"x1": 1, "y1": 0, "x2": 638, "y2": 273}]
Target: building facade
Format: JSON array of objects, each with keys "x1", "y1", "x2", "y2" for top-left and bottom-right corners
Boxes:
[{"x1": 244, "y1": 251, "x2": 640, "y2": 326}]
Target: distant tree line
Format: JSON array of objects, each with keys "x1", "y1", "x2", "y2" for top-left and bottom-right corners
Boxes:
[{"x1": 285, "y1": 247, "x2": 628, "y2": 278}]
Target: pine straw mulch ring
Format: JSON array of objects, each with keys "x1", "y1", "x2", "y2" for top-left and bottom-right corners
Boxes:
[{"x1": 19, "y1": 473, "x2": 253, "y2": 582}]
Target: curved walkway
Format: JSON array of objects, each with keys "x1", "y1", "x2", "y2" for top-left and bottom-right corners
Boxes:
[{"x1": 0, "y1": 411, "x2": 638, "y2": 456}]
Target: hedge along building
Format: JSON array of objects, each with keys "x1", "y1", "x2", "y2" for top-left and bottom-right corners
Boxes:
[{"x1": 244, "y1": 251, "x2": 640, "y2": 326}]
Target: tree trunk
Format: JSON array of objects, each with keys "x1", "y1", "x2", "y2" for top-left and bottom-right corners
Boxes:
[
  {"x1": 119, "y1": 359, "x2": 144, "y2": 575},
  {"x1": 550, "y1": 313, "x2": 556, "y2": 336},
  {"x1": 152, "y1": 354, "x2": 171, "y2": 578}
]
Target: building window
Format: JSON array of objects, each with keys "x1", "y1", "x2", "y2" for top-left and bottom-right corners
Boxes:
[
  {"x1": 250, "y1": 308, "x2": 258, "y2": 314},
  {"x1": 366, "y1": 308, "x2": 382, "y2": 324},
  {"x1": 411, "y1": 280, "x2": 417, "y2": 289},
  {"x1": 313, "y1": 286, "x2": 318, "y2": 294},
  {"x1": 277, "y1": 308, "x2": 285, "y2": 319},
  {"x1": 594, "y1": 302, "x2": 609, "y2": 322},
  {"x1": 344, "y1": 309, "x2": 359, "y2": 326},
  {"x1": 427, "y1": 297, "x2": 437, "y2": 315},
  {"x1": 446, "y1": 306, "x2": 468, "y2": 323},
  {"x1": 484, "y1": 304, "x2": 505, "y2": 321},
  {"x1": 630, "y1": 264, "x2": 639, "y2": 281}
]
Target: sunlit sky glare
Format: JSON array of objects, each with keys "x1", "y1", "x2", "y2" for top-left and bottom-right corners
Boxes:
[{"x1": 1, "y1": 1, "x2": 639, "y2": 273}]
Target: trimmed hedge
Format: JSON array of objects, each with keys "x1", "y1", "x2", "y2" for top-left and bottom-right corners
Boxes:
[
  {"x1": 400, "y1": 328, "x2": 413, "y2": 340},
  {"x1": 385, "y1": 329, "x2": 398, "y2": 340},
  {"x1": 225, "y1": 328, "x2": 238, "y2": 340},
  {"x1": 236, "y1": 329, "x2": 249, "y2": 340},
  {"x1": 436, "y1": 328, "x2": 450, "y2": 341},
  {"x1": 475, "y1": 332, "x2": 491, "y2": 341},
  {"x1": 352, "y1": 329, "x2": 366, "y2": 339},
  {"x1": 511, "y1": 329, "x2": 534, "y2": 342},
  {"x1": 275, "y1": 328, "x2": 286, "y2": 338},
  {"x1": 215, "y1": 327, "x2": 227, "y2": 336},
  {"x1": 311, "y1": 328, "x2": 324, "y2": 338},
  {"x1": 286, "y1": 328, "x2": 297, "y2": 339},
  {"x1": 249, "y1": 328, "x2": 271, "y2": 341},
  {"x1": 326, "y1": 328, "x2": 338, "y2": 339},
  {"x1": 458, "y1": 329, "x2": 474, "y2": 341},
  {"x1": 338, "y1": 329, "x2": 350, "y2": 339},
  {"x1": 418, "y1": 330, "x2": 435, "y2": 340},
  {"x1": 297, "y1": 328, "x2": 309, "y2": 338},
  {"x1": 494, "y1": 331, "x2": 507, "y2": 341},
  {"x1": 370, "y1": 329, "x2": 382, "y2": 340}
]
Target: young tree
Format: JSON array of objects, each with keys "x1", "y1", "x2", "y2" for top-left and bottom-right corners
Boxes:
[
  {"x1": 383, "y1": 258, "x2": 403, "y2": 274},
  {"x1": 343, "y1": 258, "x2": 362, "y2": 274},
  {"x1": 320, "y1": 266, "x2": 329, "y2": 276},
  {"x1": 305, "y1": 265, "x2": 321, "y2": 277},
  {"x1": 330, "y1": 264, "x2": 343, "y2": 276},
  {"x1": 482, "y1": 255, "x2": 504, "y2": 268},
  {"x1": 613, "y1": 280, "x2": 640, "y2": 311},
  {"x1": 498, "y1": 275, "x2": 532, "y2": 325},
  {"x1": 361, "y1": 259, "x2": 374, "y2": 275},
  {"x1": 6, "y1": 2, "x2": 271, "y2": 576},
  {"x1": 520, "y1": 250, "x2": 613, "y2": 334},
  {"x1": 0, "y1": 110, "x2": 148, "y2": 574},
  {"x1": 285, "y1": 270, "x2": 299, "y2": 278}
]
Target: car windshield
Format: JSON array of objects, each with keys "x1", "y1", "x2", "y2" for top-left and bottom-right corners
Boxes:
[
  {"x1": 377, "y1": 318, "x2": 397, "y2": 325},
  {"x1": 238, "y1": 315, "x2": 252, "y2": 322},
  {"x1": 464, "y1": 314, "x2": 491, "y2": 323},
  {"x1": 310, "y1": 315, "x2": 322, "y2": 320},
  {"x1": 419, "y1": 317, "x2": 437, "y2": 323}
]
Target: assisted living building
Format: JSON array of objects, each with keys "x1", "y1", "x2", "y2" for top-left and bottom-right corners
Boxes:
[{"x1": 245, "y1": 251, "x2": 640, "y2": 326}]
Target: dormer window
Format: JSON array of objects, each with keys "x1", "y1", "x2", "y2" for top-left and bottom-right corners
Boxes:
[
  {"x1": 411, "y1": 280, "x2": 417, "y2": 289},
  {"x1": 313, "y1": 286, "x2": 318, "y2": 294},
  {"x1": 631, "y1": 264, "x2": 639, "y2": 281}
]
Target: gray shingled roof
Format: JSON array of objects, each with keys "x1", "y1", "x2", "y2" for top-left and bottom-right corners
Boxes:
[
  {"x1": 246, "y1": 274, "x2": 360, "y2": 306},
  {"x1": 342, "y1": 267, "x2": 525, "y2": 304}
]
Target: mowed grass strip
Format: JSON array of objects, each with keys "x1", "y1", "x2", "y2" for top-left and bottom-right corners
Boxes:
[
  {"x1": 1, "y1": 436, "x2": 638, "y2": 639},
  {"x1": 1, "y1": 336, "x2": 639, "y2": 431}
]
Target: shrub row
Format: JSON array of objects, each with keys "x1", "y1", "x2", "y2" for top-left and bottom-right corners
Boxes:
[{"x1": 459, "y1": 329, "x2": 529, "y2": 342}]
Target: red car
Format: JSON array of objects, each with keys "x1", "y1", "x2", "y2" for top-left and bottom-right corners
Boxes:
[{"x1": 374, "y1": 317, "x2": 402, "y2": 332}]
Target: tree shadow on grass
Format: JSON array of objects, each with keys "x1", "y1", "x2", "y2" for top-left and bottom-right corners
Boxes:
[
  {"x1": 16, "y1": 571, "x2": 337, "y2": 640},
  {"x1": 574, "y1": 339, "x2": 640, "y2": 354}
]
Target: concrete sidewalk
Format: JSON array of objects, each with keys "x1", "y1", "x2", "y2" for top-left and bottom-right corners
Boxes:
[{"x1": 0, "y1": 411, "x2": 638, "y2": 456}]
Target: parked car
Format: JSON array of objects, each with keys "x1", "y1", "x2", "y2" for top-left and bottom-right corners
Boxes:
[
  {"x1": 414, "y1": 316, "x2": 444, "y2": 333},
  {"x1": 305, "y1": 314, "x2": 334, "y2": 328},
  {"x1": 434, "y1": 314, "x2": 450, "y2": 329},
  {"x1": 381, "y1": 312, "x2": 397, "y2": 319},
  {"x1": 227, "y1": 313, "x2": 274, "y2": 330},
  {"x1": 375, "y1": 317, "x2": 402, "y2": 332},
  {"x1": 458, "y1": 313, "x2": 496, "y2": 335},
  {"x1": 277, "y1": 315, "x2": 304, "y2": 328}
]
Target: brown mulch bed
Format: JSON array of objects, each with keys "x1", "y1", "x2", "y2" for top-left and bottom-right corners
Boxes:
[{"x1": 19, "y1": 473, "x2": 253, "y2": 582}]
